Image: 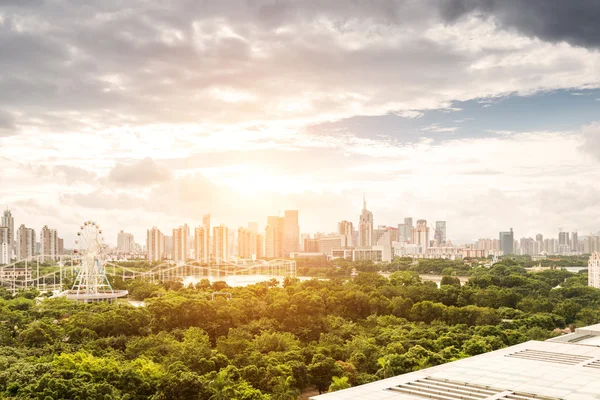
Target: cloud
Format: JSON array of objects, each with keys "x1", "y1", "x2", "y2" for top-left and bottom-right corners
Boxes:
[
  {"x1": 440, "y1": 0, "x2": 600, "y2": 49},
  {"x1": 421, "y1": 124, "x2": 459, "y2": 133},
  {"x1": 580, "y1": 123, "x2": 600, "y2": 161},
  {"x1": 108, "y1": 158, "x2": 173, "y2": 186}
]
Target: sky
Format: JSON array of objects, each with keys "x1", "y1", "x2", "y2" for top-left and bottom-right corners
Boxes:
[{"x1": 1, "y1": 0, "x2": 600, "y2": 246}]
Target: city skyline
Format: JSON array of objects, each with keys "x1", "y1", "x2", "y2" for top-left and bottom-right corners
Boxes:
[{"x1": 0, "y1": 202, "x2": 596, "y2": 251}]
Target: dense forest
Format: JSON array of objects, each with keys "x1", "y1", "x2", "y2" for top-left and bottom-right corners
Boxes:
[{"x1": 0, "y1": 261, "x2": 598, "y2": 399}]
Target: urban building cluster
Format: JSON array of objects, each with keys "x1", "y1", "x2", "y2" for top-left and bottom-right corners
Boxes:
[
  {"x1": 0, "y1": 209, "x2": 65, "y2": 265},
  {"x1": 3, "y1": 201, "x2": 599, "y2": 266}
]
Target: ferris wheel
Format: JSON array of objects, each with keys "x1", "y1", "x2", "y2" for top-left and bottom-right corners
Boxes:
[
  {"x1": 69, "y1": 221, "x2": 116, "y2": 299},
  {"x1": 75, "y1": 221, "x2": 106, "y2": 259}
]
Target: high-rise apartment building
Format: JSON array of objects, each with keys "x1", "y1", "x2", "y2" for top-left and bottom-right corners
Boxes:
[
  {"x1": 435, "y1": 221, "x2": 447, "y2": 245},
  {"x1": 338, "y1": 220, "x2": 354, "y2": 247},
  {"x1": 117, "y1": 230, "x2": 135, "y2": 252},
  {"x1": 571, "y1": 231, "x2": 579, "y2": 252},
  {"x1": 499, "y1": 228, "x2": 514, "y2": 255},
  {"x1": 1, "y1": 210, "x2": 14, "y2": 257},
  {"x1": 40, "y1": 225, "x2": 59, "y2": 262},
  {"x1": 16, "y1": 224, "x2": 35, "y2": 260},
  {"x1": 358, "y1": 197, "x2": 374, "y2": 247},
  {"x1": 0, "y1": 227, "x2": 10, "y2": 265},
  {"x1": 265, "y1": 216, "x2": 284, "y2": 258},
  {"x1": 146, "y1": 227, "x2": 164, "y2": 262},
  {"x1": 585, "y1": 234, "x2": 600, "y2": 254},
  {"x1": 213, "y1": 225, "x2": 229, "y2": 262},
  {"x1": 238, "y1": 227, "x2": 262, "y2": 259},
  {"x1": 403, "y1": 218, "x2": 413, "y2": 242},
  {"x1": 283, "y1": 210, "x2": 300, "y2": 256},
  {"x1": 255, "y1": 233, "x2": 264, "y2": 259},
  {"x1": 558, "y1": 231, "x2": 570, "y2": 253},
  {"x1": 194, "y1": 226, "x2": 210, "y2": 263},
  {"x1": 172, "y1": 226, "x2": 188, "y2": 262},
  {"x1": 411, "y1": 220, "x2": 430, "y2": 250},
  {"x1": 589, "y1": 252, "x2": 600, "y2": 289}
]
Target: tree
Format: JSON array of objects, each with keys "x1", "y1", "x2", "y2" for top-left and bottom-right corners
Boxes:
[
  {"x1": 209, "y1": 370, "x2": 236, "y2": 400},
  {"x1": 308, "y1": 355, "x2": 343, "y2": 394},
  {"x1": 328, "y1": 376, "x2": 351, "y2": 392},
  {"x1": 271, "y1": 376, "x2": 300, "y2": 400}
]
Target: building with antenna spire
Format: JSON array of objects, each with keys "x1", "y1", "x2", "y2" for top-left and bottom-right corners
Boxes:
[{"x1": 358, "y1": 195, "x2": 374, "y2": 247}]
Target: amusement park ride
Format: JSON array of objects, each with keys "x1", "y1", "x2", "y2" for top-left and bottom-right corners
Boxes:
[{"x1": 0, "y1": 221, "x2": 297, "y2": 302}]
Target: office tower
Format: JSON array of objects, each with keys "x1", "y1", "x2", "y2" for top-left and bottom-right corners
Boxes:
[
  {"x1": 571, "y1": 231, "x2": 579, "y2": 252},
  {"x1": 338, "y1": 220, "x2": 354, "y2": 247},
  {"x1": 265, "y1": 216, "x2": 284, "y2": 258},
  {"x1": 213, "y1": 225, "x2": 229, "y2": 262},
  {"x1": 358, "y1": 196, "x2": 374, "y2": 247},
  {"x1": 435, "y1": 221, "x2": 447, "y2": 245},
  {"x1": 255, "y1": 233, "x2": 264, "y2": 259},
  {"x1": 238, "y1": 227, "x2": 253, "y2": 259},
  {"x1": 411, "y1": 220, "x2": 430, "y2": 251},
  {"x1": 403, "y1": 218, "x2": 413, "y2": 242},
  {"x1": 300, "y1": 233, "x2": 311, "y2": 251},
  {"x1": 172, "y1": 226, "x2": 188, "y2": 262},
  {"x1": 248, "y1": 222, "x2": 258, "y2": 234},
  {"x1": 499, "y1": 228, "x2": 514, "y2": 255},
  {"x1": 147, "y1": 227, "x2": 164, "y2": 262},
  {"x1": 283, "y1": 210, "x2": 300, "y2": 255},
  {"x1": 397, "y1": 224, "x2": 406, "y2": 241},
  {"x1": 58, "y1": 238, "x2": 64, "y2": 255},
  {"x1": 589, "y1": 252, "x2": 600, "y2": 289},
  {"x1": 194, "y1": 226, "x2": 210, "y2": 263},
  {"x1": 0, "y1": 227, "x2": 9, "y2": 265},
  {"x1": 40, "y1": 225, "x2": 59, "y2": 262},
  {"x1": 1, "y1": 210, "x2": 14, "y2": 257},
  {"x1": 117, "y1": 230, "x2": 135, "y2": 252},
  {"x1": 16, "y1": 224, "x2": 35, "y2": 260},
  {"x1": 318, "y1": 234, "x2": 343, "y2": 256}
]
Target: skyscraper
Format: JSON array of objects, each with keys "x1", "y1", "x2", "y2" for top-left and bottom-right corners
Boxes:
[
  {"x1": 571, "y1": 231, "x2": 579, "y2": 252},
  {"x1": 1, "y1": 209, "x2": 14, "y2": 257},
  {"x1": 172, "y1": 226, "x2": 188, "y2": 262},
  {"x1": 0, "y1": 227, "x2": 10, "y2": 265},
  {"x1": 213, "y1": 225, "x2": 229, "y2": 262},
  {"x1": 265, "y1": 216, "x2": 284, "y2": 258},
  {"x1": 411, "y1": 220, "x2": 430, "y2": 250},
  {"x1": 338, "y1": 220, "x2": 354, "y2": 247},
  {"x1": 283, "y1": 210, "x2": 300, "y2": 256},
  {"x1": 238, "y1": 227, "x2": 254, "y2": 259},
  {"x1": 117, "y1": 230, "x2": 135, "y2": 252},
  {"x1": 358, "y1": 197, "x2": 374, "y2": 247},
  {"x1": 558, "y1": 231, "x2": 570, "y2": 253},
  {"x1": 403, "y1": 217, "x2": 413, "y2": 242},
  {"x1": 499, "y1": 228, "x2": 514, "y2": 255},
  {"x1": 435, "y1": 221, "x2": 447, "y2": 245},
  {"x1": 16, "y1": 224, "x2": 35, "y2": 260},
  {"x1": 194, "y1": 225, "x2": 210, "y2": 263},
  {"x1": 146, "y1": 227, "x2": 164, "y2": 262},
  {"x1": 40, "y1": 225, "x2": 59, "y2": 262}
]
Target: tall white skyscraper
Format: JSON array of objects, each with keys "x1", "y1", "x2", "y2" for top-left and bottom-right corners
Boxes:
[
  {"x1": 589, "y1": 252, "x2": 600, "y2": 289},
  {"x1": 172, "y1": 226, "x2": 188, "y2": 262},
  {"x1": 1, "y1": 209, "x2": 14, "y2": 257},
  {"x1": 194, "y1": 225, "x2": 210, "y2": 263},
  {"x1": 411, "y1": 220, "x2": 430, "y2": 250},
  {"x1": 16, "y1": 224, "x2": 35, "y2": 260},
  {"x1": 40, "y1": 225, "x2": 59, "y2": 262},
  {"x1": 358, "y1": 197, "x2": 373, "y2": 247},
  {"x1": 146, "y1": 227, "x2": 164, "y2": 262},
  {"x1": 338, "y1": 220, "x2": 354, "y2": 247},
  {"x1": 213, "y1": 225, "x2": 229, "y2": 262},
  {"x1": 0, "y1": 227, "x2": 10, "y2": 265},
  {"x1": 117, "y1": 230, "x2": 135, "y2": 252}
]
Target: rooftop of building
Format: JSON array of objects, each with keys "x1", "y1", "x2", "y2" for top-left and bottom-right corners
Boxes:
[{"x1": 310, "y1": 324, "x2": 600, "y2": 400}]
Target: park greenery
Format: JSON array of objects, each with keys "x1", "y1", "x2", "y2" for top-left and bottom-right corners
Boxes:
[{"x1": 0, "y1": 258, "x2": 597, "y2": 399}]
